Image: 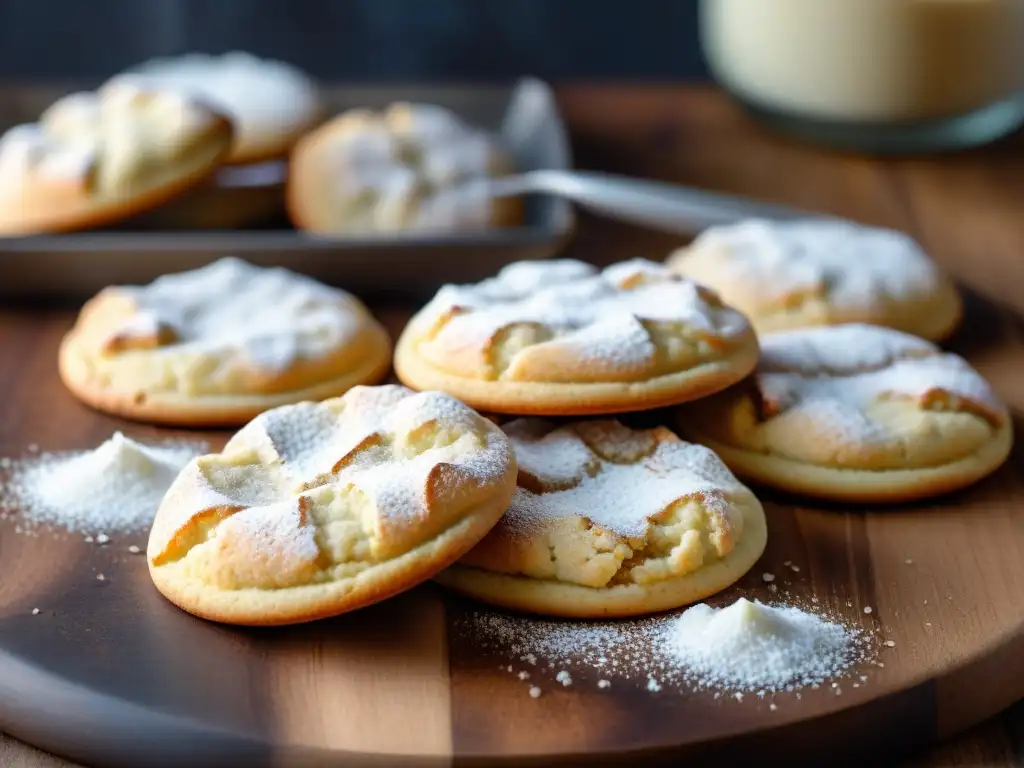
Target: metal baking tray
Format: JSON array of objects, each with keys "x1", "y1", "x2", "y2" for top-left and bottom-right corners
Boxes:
[{"x1": 0, "y1": 78, "x2": 574, "y2": 300}]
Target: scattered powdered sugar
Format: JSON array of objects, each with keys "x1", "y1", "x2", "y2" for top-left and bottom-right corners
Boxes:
[
  {"x1": 0, "y1": 432, "x2": 204, "y2": 534},
  {"x1": 457, "y1": 596, "x2": 874, "y2": 699}
]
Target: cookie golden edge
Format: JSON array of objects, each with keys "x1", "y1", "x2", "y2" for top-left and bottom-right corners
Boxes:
[
  {"x1": 676, "y1": 420, "x2": 1013, "y2": 504},
  {"x1": 57, "y1": 322, "x2": 394, "y2": 427},
  {"x1": 433, "y1": 491, "x2": 767, "y2": 618},
  {"x1": 393, "y1": 323, "x2": 761, "y2": 416},
  {"x1": 149, "y1": 476, "x2": 517, "y2": 626},
  {"x1": 0, "y1": 108, "x2": 235, "y2": 236}
]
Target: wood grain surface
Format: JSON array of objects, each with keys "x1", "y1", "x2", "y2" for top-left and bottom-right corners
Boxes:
[{"x1": 2, "y1": 84, "x2": 1024, "y2": 767}]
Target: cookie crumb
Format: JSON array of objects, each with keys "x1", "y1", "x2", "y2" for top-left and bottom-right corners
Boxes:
[
  {"x1": 84, "y1": 535, "x2": 94, "y2": 543},
  {"x1": 96, "y1": 533, "x2": 110, "y2": 545},
  {"x1": 647, "y1": 677, "x2": 662, "y2": 692},
  {"x1": 791, "y1": 565, "x2": 801, "y2": 573},
  {"x1": 518, "y1": 671, "x2": 530, "y2": 681},
  {"x1": 528, "y1": 686, "x2": 541, "y2": 698},
  {"x1": 96, "y1": 573, "x2": 106, "y2": 581},
  {"x1": 31, "y1": 608, "x2": 40, "y2": 616},
  {"x1": 761, "y1": 572, "x2": 775, "y2": 583},
  {"x1": 905, "y1": 559, "x2": 913, "y2": 565},
  {"x1": 863, "y1": 606, "x2": 873, "y2": 615},
  {"x1": 769, "y1": 703, "x2": 778, "y2": 711},
  {"x1": 783, "y1": 561, "x2": 791, "y2": 567},
  {"x1": 27, "y1": 443, "x2": 39, "y2": 453},
  {"x1": 733, "y1": 692, "x2": 744, "y2": 701},
  {"x1": 598, "y1": 680, "x2": 611, "y2": 689},
  {"x1": 128, "y1": 545, "x2": 141, "y2": 554},
  {"x1": 556, "y1": 671, "x2": 572, "y2": 686},
  {"x1": 884, "y1": 640, "x2": 896, "y2": 647}
]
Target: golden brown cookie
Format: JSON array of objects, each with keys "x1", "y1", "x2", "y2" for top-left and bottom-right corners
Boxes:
[
  {"x1": 147, "y1": 385, "x2": 518, "y2": 625},
  {"x1": 434, "y1": 418, "x2": 767, "y2": 617},
  {"x1": 675, "y1": 324, "x2": 1012, "y2": 503},
  {"x1": 287, "y1": 102, "x2": 522, "y2": 234},
  {"x1": 59, "y1": 257, "x2": 391, "y2": 426},
  {"x1": 106, "y1": 51, "x2": 324, "y2": 165},
  {"x1": 0, "y1": 82, "x2": 233, "y2": 234},
  {"x1": 394, "y1": 258, "x2": 760, "y2": 416},
  {"x1": 667, "y1": 219, "x2": 962, "y2": 340}
]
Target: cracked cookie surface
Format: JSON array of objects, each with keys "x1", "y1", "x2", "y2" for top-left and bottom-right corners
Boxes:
[
  {"x1": 434, "y1": 418, "x2": 766, "y2": 617},
  {"x1": 147, "y1": 384, "x2": 518, "y2": 625},
  {"x1": 667, "y1": 219, "x2": 962, "y2": 340},
  {"x1": 58, "y1": 257, "x2": 392, "y2": 426},
  {"x1": 395, "y1": 258, "x2": 760, "y2": 415},
  {"x1": 675, "y1": 324, "x2": 1012, "y2": 502}
]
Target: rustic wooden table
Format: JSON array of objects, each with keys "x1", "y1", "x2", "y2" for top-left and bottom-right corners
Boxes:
[{"x1": 3, "y1": 84, "x2": 1024, "y2": 767}]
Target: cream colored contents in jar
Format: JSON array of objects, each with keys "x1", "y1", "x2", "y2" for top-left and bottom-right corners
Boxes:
[{"x1": 701, "y1": 0, "x2": 1024, "y2": 122}]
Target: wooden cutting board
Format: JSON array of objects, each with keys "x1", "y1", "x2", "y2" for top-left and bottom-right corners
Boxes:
[{"x1": 1, "y1": 296, "x2": 1023, "y2": 768}]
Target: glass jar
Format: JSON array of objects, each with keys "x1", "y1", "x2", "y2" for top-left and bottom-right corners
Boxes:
[{"x1": 699, "y1": 0, "x2": 1024, "y2": 154}]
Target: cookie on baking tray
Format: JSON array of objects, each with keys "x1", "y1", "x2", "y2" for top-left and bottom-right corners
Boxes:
[
  {"x1": 0, "y1": 82, "x2": 233, "y2": 235},
  {"x1": 287, "y1": 102, "x2": 523, "y2": 234},
  {"x1": 675, "y1": 324, "x2": 1012, "y2": 503},
  {"x1": 147, "y1": 385, "x2": 518, "y2": 626},
  {"x1": 394, "y1": 258, "x2": 760, "y2": 416},
  {"x1": 58, "y1": 257, "x2": 391, "y2": 426},
  {"x1": 667, "y1": 219, "x2": 963, "y2": 341},
  {"x1": 107, "y1": 51, "x2": 324, "y2": 165},
  {"x1": 434, "y1": 418, "x2": 767, "y2": 618}
]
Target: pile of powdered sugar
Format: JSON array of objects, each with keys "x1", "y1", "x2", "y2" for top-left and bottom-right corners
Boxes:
[
  {"x1": 657, "y1": 598, "x2": 864, "y2": 692},
  {"x1": 457, "y1": 596, "x2": 876, "y2": 698},
  {"x1": 0, "y1": 432, "x2": 204, "y2": 535}
]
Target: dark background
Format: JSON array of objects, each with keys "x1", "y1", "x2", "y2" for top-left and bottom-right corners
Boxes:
[{"x1": 0, "y1": 0, "x2": 710, "y2": 81}]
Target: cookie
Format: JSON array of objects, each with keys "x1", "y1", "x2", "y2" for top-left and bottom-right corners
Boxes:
[
  {"x1": 0, "y1": 82, "x2": 232, "y2": 235},
  {"x1": 434, "y1": 419, "x2": 767, "y2": 618},
  {"x1": 675, "y1": 324, "x2": 1012, "y2": 503},
  {"x1": 667, "y1": 219, "x2": 962, "y2": 341},
  {"x1": 147, "y1": 385, "x2": 518, "y2": 625},
  {"x1": 108, "y1": 51, "x2": 323, "y2": 165},
  {"x1": 394, "y1": 258, "x2": 759, "y2": 416},
  {"x1": 287, "y1": 102, "x2": 522, "y2": 234},
  {"x1": 58, "y1": 257, "x2": 391, "y2": 426}
]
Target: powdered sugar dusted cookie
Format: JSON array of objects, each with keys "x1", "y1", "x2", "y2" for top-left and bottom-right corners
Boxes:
[
  {"x1": 287, "y1": 102, "x2": 522, "y2": 234},
  {"x1": 59, "y1": 258, "x2": 391, "y2": 426},
  {"x1": 0, "y1": 82, "x2": 232, "y2": 234},
  {"x1": 107, "y1": 51, "x2": 323, "y2": 165},
  {"x1": 667, "y1": 219, "x2": 962, "y2": 340},
  {"x1": 394, "y1": 258, "x2": 760, "y2": 415},
  {"x1": 434, "y1": 418, "x2": 767, "y2": 617},
  {"x1": 147, "y1": 385, "x2": 517, "y2": 625},
  {"x1": 676, "y1": 324, "x2": 1012, "y2": 502}
]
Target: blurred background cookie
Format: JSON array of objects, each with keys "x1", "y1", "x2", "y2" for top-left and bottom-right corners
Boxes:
[
  {"x1": 287, "y1": 102, "x2": 522, "y2": 234},
  {"x1": 106, "y1": 51, "x2": 324, "y2": 166},
  {"x1": 58, "y1": 257, "x2": 391, "y2": 426},
  {"x1": 675, "y1": 324, "x2": 1012, "y2": 503},
  {"x1": 147, "y1": 385, "x2": 518, "y2": 626},
  {"x1": 667, "y1": 219, "x2": 962, "y2": 341},
  {"x1": 0, "y1": 82, "x2": 232, "y2": 234},
  {"x1": 435, "y1": 418, "x2": 767, "y2": 617},
  {"x1": 394, "y1": 258, "x2": 759, "y2": 415}
]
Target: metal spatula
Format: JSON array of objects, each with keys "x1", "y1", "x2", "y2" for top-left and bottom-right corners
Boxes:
[{"x1": 476, "y1": 169, "x2": 830, "y2": 234}]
